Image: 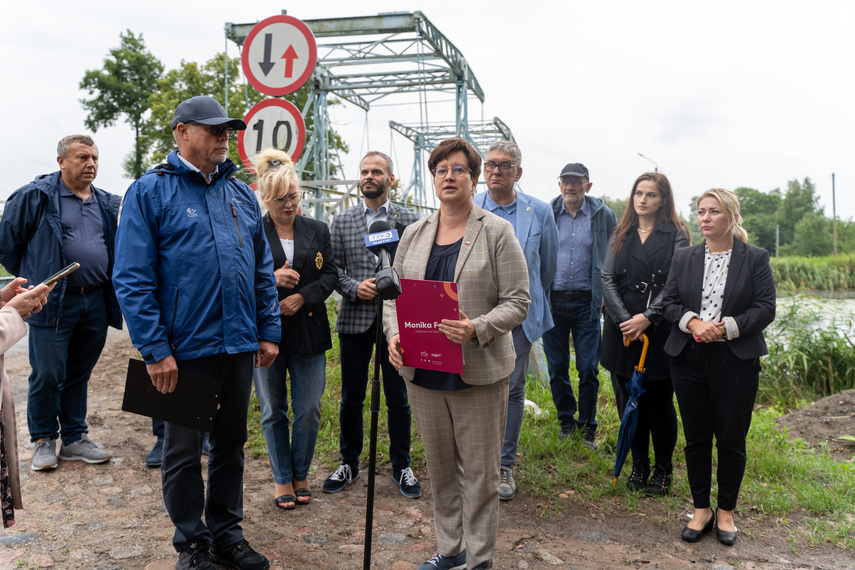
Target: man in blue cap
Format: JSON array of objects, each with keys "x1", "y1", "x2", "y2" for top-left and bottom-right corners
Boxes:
[
  {"x1": 543, "y1": 163, "x2": 616, "y2": 450},
  {"x1": 113, "y1": 96, "x2": 281, "y2": 570}
]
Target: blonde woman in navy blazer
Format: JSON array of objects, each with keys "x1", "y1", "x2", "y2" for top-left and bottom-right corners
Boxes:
[
  {"x1": 252, "y1": 149, "x2": 337, "y2": 511},
  {"x1": 384, "y1": 137, "x2": 530, "y2": 570},
  {"x1": 661, "y1": 188, "x2": 775, "y2": 546}
]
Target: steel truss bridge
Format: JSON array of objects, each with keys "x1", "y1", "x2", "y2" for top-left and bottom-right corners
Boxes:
[{"x1": 225, "y1": 11, "x2": 515, "y2": 221}]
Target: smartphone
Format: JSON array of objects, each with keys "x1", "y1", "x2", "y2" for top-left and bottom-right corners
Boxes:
[{"x1": 40, "y1": 262, "x2": 81, "y2": 287}]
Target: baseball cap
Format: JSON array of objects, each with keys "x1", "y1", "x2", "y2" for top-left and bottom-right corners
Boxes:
[
  {"x1": 171, "y1": 96, "x2": 247, "y2": 130},
  {"x1": 559, "y1": 163, "x2": 589, "y2": 179}
]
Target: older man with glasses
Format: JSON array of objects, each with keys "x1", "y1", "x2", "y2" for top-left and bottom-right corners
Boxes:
[
  {"x1": 542, "y1": 163, "x2": 616, "y2": 450},
  {"x1": 113, "y1": 96, "x2": 280, "y2": 570},
  {"x1": 473, "y1": 141, "x2": 557, "y2": 501}
]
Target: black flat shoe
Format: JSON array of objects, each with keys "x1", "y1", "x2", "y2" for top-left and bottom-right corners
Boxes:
[
  {"x1": 681, "y1": 508, "x2": 715, "y2": 542},
  {"x1": 715, "y1": 508, "x2": 738, "y2": 546}
]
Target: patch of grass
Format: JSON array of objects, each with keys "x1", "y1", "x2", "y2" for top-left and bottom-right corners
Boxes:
[{"x1": 771, "y1": 254, "x2": 855, "y2": 292}]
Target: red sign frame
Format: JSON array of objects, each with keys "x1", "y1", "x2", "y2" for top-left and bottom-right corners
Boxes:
[
  {"x1": 237, "y1": 98, "x2": 306, "y2": 173},
  {"x1": 241, "y1": 15, "x2": 317, "y2": 96}
]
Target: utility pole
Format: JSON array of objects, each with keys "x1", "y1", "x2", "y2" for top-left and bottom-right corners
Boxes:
[{"x1": 832, "y1": 172, "x2": 838, "y2": 255}]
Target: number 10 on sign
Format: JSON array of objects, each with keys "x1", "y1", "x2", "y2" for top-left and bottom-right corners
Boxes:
[{"x1": 238, "y1": 99, "x2": 306, "y2": 173}]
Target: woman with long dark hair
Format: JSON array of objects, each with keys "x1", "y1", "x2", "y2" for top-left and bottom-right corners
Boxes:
[
  {"x1": 662, "y1": 188, "x2": 775, "y2": 545},
  {"x1": 601, "y1": 172, "x2": 689, "y2": 495}
]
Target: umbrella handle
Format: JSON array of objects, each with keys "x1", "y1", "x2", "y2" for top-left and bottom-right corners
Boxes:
[{"x1": 623, "y1": 333, "x2": 650, "y2": 372}]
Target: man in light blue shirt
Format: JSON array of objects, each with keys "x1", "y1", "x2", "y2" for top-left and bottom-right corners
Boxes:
[
  {"x1": 543, "y1": 163, "x2": 616, "y2": 450},
  {"x1": 474, "y1": 141, "x2": 558, "y2": 501}
]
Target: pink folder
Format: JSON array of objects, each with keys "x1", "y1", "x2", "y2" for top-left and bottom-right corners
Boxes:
[{"x1": 396, "y1": 279, "x2": 464, "y2": 374}]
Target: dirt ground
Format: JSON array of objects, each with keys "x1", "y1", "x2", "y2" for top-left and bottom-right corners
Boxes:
[
  {"x1": 1, "y1": 329, "x2": 853, "y2": 570},
  {"x1": 775, "y1": 390, "x2": 855, "y2": 462}
]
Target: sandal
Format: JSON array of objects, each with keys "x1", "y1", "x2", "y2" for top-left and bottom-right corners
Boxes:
[
  {"x1": 274, "y1": 494, "x2": 296, "y2": 510},
  {"x1": 295, "y1": 488, "x2": 312, "y2": 506}
]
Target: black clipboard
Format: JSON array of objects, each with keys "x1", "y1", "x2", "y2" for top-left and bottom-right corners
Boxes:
[{"x1": 121, "y1": 359, "x2": 222, "y2": 431}]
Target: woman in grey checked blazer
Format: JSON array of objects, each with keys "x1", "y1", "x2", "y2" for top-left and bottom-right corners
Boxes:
[{"x1": 385, "y1": 137, "x2": 530, "y2": 570}]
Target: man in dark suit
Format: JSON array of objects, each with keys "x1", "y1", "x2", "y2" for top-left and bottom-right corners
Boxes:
[{"x1": 324, "y1": 151, "x2": 422, "y2": 499}]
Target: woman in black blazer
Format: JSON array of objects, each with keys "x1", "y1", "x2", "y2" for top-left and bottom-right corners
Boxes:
[
  {"x1": 661, "y1": 188, "x2": 775, "y2": 546},
  {"x1": 252, "y1": 149, "x2": 337, "y2": 510},
  {"x1": 601, "y1": 173, "x2": 689, "y2": 496}
]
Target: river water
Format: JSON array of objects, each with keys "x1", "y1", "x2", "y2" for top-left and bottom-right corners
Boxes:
[{"x1": 774, "y1": 293, "x2": 855, "y2": 335}]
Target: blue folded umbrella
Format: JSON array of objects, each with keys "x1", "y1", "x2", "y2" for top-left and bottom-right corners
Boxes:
[{"x1": 613, "y1": 334, "x2": 649, "y2": 488}]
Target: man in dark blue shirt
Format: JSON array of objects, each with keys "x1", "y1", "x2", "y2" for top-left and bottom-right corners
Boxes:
[{"x1": 0, "y1": 135, "x2": 122, "y2": 471}]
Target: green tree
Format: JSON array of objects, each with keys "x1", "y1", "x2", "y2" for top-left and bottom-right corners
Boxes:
[
  {"x1": 837, "y1": 219, "x2": 855, "y2": 254},
  {"x1": 146, "y1": 54, "x2": 346, "y2": 185},
  {"x1": 145, "y1": 54, "x2": 263, "y2": 181},
  {"x1": 792, "y1": 212, "x2": 833, "y2": 256},
  {"x1": 776, "y1": 177, "x2": 819, "y2": 248},
  {"x1": 79, "y1": 30, "x2": 164, "y2": 179},
  {"x1": 735, "y1": 186, "x2": 781, "y2": 252},
  {"x1": 601, "y1": 195, "x2": 627, "y2": 222}
]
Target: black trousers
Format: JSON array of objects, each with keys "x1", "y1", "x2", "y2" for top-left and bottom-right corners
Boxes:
[
  {"x1": 612, "y1": 374, "x2": 677, "y2": 467},
  {"x1": 338, "y1": 323, "x2": 412, "y2": 472},
  {"x1": 162, "y1": 352, "x2": 254, "y2": 551},
  {"x1": 671, "y1": 343, "x2": 759, "y2": 511}
]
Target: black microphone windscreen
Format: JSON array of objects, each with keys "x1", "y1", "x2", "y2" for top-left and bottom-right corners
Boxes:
[{"x1": 368, "y1": 220, "x2": 392, "y2": 234}]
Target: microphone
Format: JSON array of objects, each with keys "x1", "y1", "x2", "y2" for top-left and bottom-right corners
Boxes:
[
  {"x1": 365, "y1": 220, "x2": 401, "y2": 300},
  {"x1": 364, "y1": 221, "x2": 400, "y2": 261}
]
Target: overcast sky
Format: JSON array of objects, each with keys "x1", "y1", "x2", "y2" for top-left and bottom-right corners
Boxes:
[{"x1": 3, "y1": 0, "x2": 853, "y2": 221}]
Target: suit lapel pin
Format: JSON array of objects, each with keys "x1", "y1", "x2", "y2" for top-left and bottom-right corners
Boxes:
[
  {"x1": 465, "y1": 241, "x2": 471, "y2": 246},
  {"x1": 527, "y1": 207, "x2": 531, "y2": 211}
]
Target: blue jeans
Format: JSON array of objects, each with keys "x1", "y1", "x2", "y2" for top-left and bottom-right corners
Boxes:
[
  {"x1": 27, "y1": 290, "x2": 108, "y2": 444},
  {"x1": 542, "y1": 295, "x2": 601, "y2": 434},
  {"x1": 338, "y1": 323, "x2": 411, "y2": 472},
  {"x1": 501, "y1": 325, "x2": 532, "y2": 468},
  {"x1": 253, "y1": 352, "x2": 326, "y2": 485}
]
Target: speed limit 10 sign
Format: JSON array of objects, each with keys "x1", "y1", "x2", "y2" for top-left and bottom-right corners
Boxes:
[{"x1": 237, "y1": 99, "x2": 306, "y2": 173}]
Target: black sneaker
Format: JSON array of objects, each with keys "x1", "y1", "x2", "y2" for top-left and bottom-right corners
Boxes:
[
  {"x1": 176, "y1": 543, "x2": 214, "y2": 570},
  {"x1": 583, "y1": 431, "x2": 597, "y2": 451},
  {"x1": 417, "y1": 550, "x2": 467, "y2": 570},
  {"x1": 210, "y1": 539, "x2": 269, "y2": 570},
  {"x1": 394, "y1": 467, "x2": 422, "y2": 499},
  {"x1": 558, "y1": 424, "x2": 577, "y2": 441},
  {"x1": 322, "y1": 464, "x2": 358, "y2": 493}
]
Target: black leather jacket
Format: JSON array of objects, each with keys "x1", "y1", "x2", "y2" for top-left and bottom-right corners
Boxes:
[{"x1": 601, "y1": 221, "x2": 690, "y2": 327}]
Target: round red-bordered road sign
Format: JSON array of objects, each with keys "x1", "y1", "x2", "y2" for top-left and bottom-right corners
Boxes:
[
  {"x1": 238, "y1": 99, "x2": 306, "y2": 173},
  {"x1": 241, "y1": 15, "x2": 317, "y2": 96}
]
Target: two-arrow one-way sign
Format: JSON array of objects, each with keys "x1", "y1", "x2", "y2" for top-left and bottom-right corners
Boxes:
[{"x1": 242, "y1": 15, "x2": 317, "y2": 96}]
